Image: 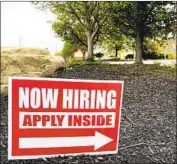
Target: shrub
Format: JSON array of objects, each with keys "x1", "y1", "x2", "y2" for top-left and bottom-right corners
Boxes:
[
  {"x1": 101, "y1": 58, "x2": 121, "y2": 61},
  {"x1": 125, "y1": 54, "x2": 134, "y2": 60},
  {"x1": 143, "y1": 51, "x2": 176, "y2": 60},
  {"x1": 167, "y1": 52, "x2": 176, "y2": 59},
  {"x1": 55, "y1": 51, "x2": 62, "y2": 56},
  {"x1": 94, "y1": 52, "x2": 104, "y2": 59},
  {"x1": 158, "y1": 53, "x2": 165, "y2": 59},
  {"x1": 67, "y1": 58, "x2": 107, "y2": 67},
  {"x1": 143, "y1": 51, "x2": 167, "y2": 60},
  {"x1": 143, "y1": 51, "x2": 157, "y2": 59}
]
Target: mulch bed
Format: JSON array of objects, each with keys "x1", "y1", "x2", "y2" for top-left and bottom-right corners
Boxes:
[{"x1": 0, "y1": 64, "x2": 176, "y2": 164}]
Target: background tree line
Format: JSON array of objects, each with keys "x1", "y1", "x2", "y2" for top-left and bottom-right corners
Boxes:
[{"x1": 34, "y1": 1, "x2": 176, "y2": 64}]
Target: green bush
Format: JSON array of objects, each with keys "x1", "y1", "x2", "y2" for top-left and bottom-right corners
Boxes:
[
  {"x1": 94, "y1": 52, "x2": 104, "y2": 59},
  {"x1": 143, "y1": 51, "x2": 176, "y2": 60},
  {"x1": 67, "y1": 59, "x2": 107, "y2": 67},
  {"x1": 143, "y1": 51, "x2": 170, "y2": 60},
  {"x1": 55, "y1": 51, "x2": 62, "y2": 56},
  {"x1": 101, "y1": 58, "x2": 121, "y2": 61},
  {"x1": 143, "y1": 51, "x2": 159, "y2": 59},
  {"x1": 167, "y1": 53, "x2": 176, "y2": 59}
]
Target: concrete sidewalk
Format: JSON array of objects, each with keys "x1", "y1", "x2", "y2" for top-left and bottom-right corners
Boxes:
[{"x1": 106, "y1": 59, "x2": 176, "y2": 66}]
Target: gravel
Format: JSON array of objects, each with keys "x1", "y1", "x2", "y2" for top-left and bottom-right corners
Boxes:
[{"x1": 0, "y1": 64, "x2": 176, "y2": 164}]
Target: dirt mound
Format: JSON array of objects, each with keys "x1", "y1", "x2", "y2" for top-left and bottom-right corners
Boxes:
[
  {"x1": 1, "y1": 48, "x2": 65, "y2": 93},
  {"x1": 1, "y1": 47, "x2": 50, "y2": 56}
]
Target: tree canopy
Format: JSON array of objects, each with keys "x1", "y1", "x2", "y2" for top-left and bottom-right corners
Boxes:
[
  {"x1": 111, "y1": 1, "x2": 176, "y2": 63},
  {"x1": 50, "y1": 2, "x2": 111, "y2": 60},
  {"x1": 34, "y1": 1, "x2": 176, "y2": 64},
  {"x1": 57, "y1": 41, "x2": 79, "y2": 62}
]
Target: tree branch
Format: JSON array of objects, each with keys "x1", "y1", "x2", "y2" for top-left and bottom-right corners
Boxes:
[
  {"x1": 69, "y1": 27, "x2": 87, "y2": 47},
  {"x1": 68, "y1": 5, "x2": 85, "y2": 28},
  {"x1": 91, "y1": 23, "x2": 99, "y2": 39}
]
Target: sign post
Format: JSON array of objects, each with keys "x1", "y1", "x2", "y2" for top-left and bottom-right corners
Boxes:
[{"x1": 8, "y1": 77, "x2": 124, "y2": 159}]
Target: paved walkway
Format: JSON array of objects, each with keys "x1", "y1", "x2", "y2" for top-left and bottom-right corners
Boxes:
[{"x1": 107, "y1": 59, "x2": 176, "y2": 66}]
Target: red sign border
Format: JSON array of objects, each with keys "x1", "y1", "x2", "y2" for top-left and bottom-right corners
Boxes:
[{"x1": 8, "y1": 76, "x2": 124, "y2": 160}]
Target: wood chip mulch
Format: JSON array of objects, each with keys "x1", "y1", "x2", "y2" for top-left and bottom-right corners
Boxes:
[{"x1": 0, "y1": 64, "x2": 176, "y2": 164}]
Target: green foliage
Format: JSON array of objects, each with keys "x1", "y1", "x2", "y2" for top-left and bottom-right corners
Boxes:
[
  {"x1": 144, "y1": 39, "x2": 163, "y2": 53},
  {"x1": 55, "y1": 51, "x2": 62, "y2": 56},
  {"x1": 143, "y1": 39, "x2": 175, "y2": 60},
  {"x1": 167, "y1": 52, "x2": 176, "y2": 59},
  {"x1": 143, "y1": 51, "x2": 176, "y2": 60},
  {"x1": 143, "y1": 51, "x2": 165, "y2": 60},
  {"x1": 49, "y1": 2, "x2": 111, "y2": 59},
  {"x1": 94, "y1": 52, "x2": 104, "y2": 59},
  {"x1": 101, "y1": 58, "x2": 121, "y2": 61},
  {"x1": 34, "y1": 2, "x2": 176, "y2": 63},
  {"x1": 67, "y1": 58, "x2": 107, "y2": 67},
  {"x1": 111, "y1": 2, "x2": 176, "y2": 63},
  {"x1": 98, "y1": 21, "x2": 133, "y2": 58},
  {"x1": 59, "y1": 41, "x2": 79, "y2": 62},
  {"x1": 111, "y1": 2, "x2": 176, "y2": 39}
]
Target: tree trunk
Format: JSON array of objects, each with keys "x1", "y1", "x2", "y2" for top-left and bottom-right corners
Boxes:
[
  {"x1": 115, "y1": 46, "x2": 118, "y2": 58},
  {"x1": 87, "y1": 36, "x2": 94, "y2": 61},
  {"x1": 135, "y1": 31, "x2": 143, "y2": 64},
  {"x1": 83, "y1": 51, "x2": 86, "y2": 61}
]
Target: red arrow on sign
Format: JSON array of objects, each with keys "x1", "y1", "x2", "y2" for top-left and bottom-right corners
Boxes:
[{"x1": 19, "y1": 131, "x2": 113, "y2": 150}]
